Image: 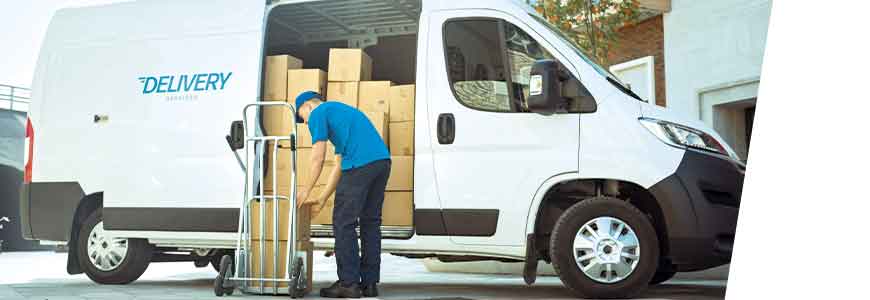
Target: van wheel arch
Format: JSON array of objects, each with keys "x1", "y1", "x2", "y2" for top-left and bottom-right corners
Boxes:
[
  {"x1": 67, "y1": 192, "x2": 103, "y2": 275},
  {"x1": 530, "y1": 179, "x2": 669, "y2": 262}
]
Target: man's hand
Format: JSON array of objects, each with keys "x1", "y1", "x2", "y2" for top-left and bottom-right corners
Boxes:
[
  {"x1": 296, "y1": 187, "x2": 310, "y2": 206},
  {"x1": 298, "y1": 192, "x2": 325, "y2": 210},
  {"x1": 308, "y1": 194, "x2": 328, "y2": 216},
  {"x1": 296, "y1": 186, "x2": 321, "y2": 208}
]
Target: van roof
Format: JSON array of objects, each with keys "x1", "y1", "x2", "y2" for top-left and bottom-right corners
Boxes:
[
  {"x1": 45, "y1": 0, "x2": 262, "y2": 47},
  {"x1": 45, "y1": 0, "x2": 537, "y2": 47}
]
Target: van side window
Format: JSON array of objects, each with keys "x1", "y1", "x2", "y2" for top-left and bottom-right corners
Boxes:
[
  {"x1": 444, "y1": 20, "x2": 512, "y2": 112},
  {"x1": 503, "y1": 23, "x2": 554, "y2": 112},
  {"x1": 445, "y1": 19, "x2": 589, "y2": 113}
]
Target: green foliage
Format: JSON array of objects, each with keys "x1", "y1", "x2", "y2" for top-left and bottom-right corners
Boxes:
[{"x1": 534, "y1": 0, "x2": 642, "y2": 63}]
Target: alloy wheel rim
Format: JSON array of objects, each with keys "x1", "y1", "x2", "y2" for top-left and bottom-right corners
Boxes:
[
  {"x1": 572, "y1": 216, "x2": 640, "y2": 283},
  {"x1": 87, "y1": 221, "x2": 129, "y2": 271}
]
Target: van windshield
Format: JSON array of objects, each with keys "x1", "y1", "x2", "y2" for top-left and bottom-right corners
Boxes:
[{"x1": 529, "y1": 14, "x2": 642, "y2": 101}]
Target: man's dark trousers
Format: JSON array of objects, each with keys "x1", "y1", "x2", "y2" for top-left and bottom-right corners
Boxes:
[{"x1": 333, "y1": 159, "x2": 391, "y2": 286}]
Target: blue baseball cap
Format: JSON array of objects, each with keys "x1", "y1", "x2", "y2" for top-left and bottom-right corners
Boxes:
[{"x1": 295, "y1": 91, "x2": 322, "y2": 123}]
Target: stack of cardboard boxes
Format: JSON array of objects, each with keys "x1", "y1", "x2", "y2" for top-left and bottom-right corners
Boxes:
[
  {"x1": 253, "y1": 48, "x2": 415, "y2": 289},
  {"x1": 312, "y1": 49, "x2": 415, "y2": 227},
  {"x1": 253, "y1": 53, "x2": 326, "y2": 291},
  {"x1": 384, "y1": 84, "x2": 415, "y2": 227}
]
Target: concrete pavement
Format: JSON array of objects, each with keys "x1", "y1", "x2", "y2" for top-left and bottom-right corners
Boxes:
[{"x1": 0, "y1": 251, "x2": 726, "y2": 299}]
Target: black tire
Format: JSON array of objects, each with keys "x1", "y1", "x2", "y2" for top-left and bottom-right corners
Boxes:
[
  {"x1": 550, "y1": 197, "x2": 659, "y2": 299},
  {"x1": 76, "y1": 209, "x2": 152, "y2": 284},
  {"x1": 211, "y1": 252, "x2": 225, "y2": 272},
  {"x1": 649, "y1": 270, "x2": 677, "y2": 285},
  {"x1": 290, "y1": 257, "x2": 306, "y2": 298},
  {"x1": 214, "y1": 255, "x2": 234, "y2": 296}
]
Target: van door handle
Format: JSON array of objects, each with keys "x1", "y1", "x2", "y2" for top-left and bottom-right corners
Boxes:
[
  {"x1": 437, "y1": 113, "x2": 455, "y2": 144},
  {"x1": 93, "y1": 114, "x2": 109, "y2": 123}
]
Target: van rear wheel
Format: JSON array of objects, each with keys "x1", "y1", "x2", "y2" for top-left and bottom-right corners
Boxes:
[
  {"x1": 76, "y1": 209, "x2": 153, "y2": 284},
  {"x1": 550, "y1": 197, "x2": 659, "y2": 299}
]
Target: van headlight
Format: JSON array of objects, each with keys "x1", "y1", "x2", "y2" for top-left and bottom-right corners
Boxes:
[{"x1": 639, "y1": 117, "x2": 734, "y2": 158}]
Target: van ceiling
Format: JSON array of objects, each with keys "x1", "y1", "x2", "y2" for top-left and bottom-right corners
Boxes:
[{"x1": 268, "y1": 0, "x2": 422, "y2": 47}]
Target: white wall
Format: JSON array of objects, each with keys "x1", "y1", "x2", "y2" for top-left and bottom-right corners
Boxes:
[{"x1": 663, "y1": 0, "x2": 771, "y2": 120}]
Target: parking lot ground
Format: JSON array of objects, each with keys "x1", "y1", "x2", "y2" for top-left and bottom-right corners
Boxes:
[{"x1": 0, "y1": 251, "x2": 726, "y2": 300}]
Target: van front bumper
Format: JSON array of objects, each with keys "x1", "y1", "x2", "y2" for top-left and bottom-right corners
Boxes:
[{"x1": 650, "y1": 149, "x2": 744, "y2": 272}]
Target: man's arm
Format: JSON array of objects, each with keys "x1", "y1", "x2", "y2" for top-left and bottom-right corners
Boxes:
[
  {"x1": 321, "y1": 155, "x2": 342, "y2": 200},
  {"x1": 296, "y1": 141, "x2": 326, "y2": 205}
]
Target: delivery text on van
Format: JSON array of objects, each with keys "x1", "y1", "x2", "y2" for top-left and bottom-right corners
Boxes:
[{"x1": 138, "y1": 72, "x2": 232, "y2": 94}]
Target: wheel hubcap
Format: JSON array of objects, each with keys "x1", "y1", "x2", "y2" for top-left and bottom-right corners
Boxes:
[
  {"x1": 573, "y1": 216, "x2": 640, "y2": 284},
  {"x1": 87, "y1": 221, "x2": 128, "y2": 271}
]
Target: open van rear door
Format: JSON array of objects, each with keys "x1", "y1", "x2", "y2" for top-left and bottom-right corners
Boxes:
[{"x1": 96, "y1": 0, "x2": 266, "y2": 232}]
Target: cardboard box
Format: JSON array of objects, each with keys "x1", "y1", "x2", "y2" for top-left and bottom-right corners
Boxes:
[
  {"x1": 326, "y1": 82, "x2": 359, "y2": 108},
  {"x1": 310, "y1": 195, "x2": 334, "y2": 225},
  {"x1": 264, "y1": 144, "x2": 337, "y2": 191},
  {"x1": 383, "y1": 192, "x2": 413, "y2": 226},
  {"x1": 287, "y1": 69, "x2": 327, "y2": 103},
  {"x1": 328, "y1": 49, "x2": 372, "y2": 82},
  {"x1": 311, "y1": 191, "x2": 413, "y2": 226},
  {"x1": 263, "y1": 104, "x2": 296, "y2": 136},
  {"x1": 358, "y1": 81, "x2": 393, "y2": 113},
  {"x1": 250, "y1": 192, "x2": 311, "y2": 241},
  {"x1": 386, "y1": 156, "x2": 413, "y2": 191},
  {"x1": 389, "y1": 121, "x2": 414, "y2": 156},
  {"x1": 297, "y1": 148, "x2": 338, "y2": 186},
  {"x1": 297, "y1": 124, "x2": 313, "y2": 148},
  {"x1": 389, "y1": 85, "x2": 415, "y2": 122},
  {"x1": 264, "y1": 55, "x2": 303, "y2": 101},
  {"x1": 263, "y1": 143, "x2": 293, "y2": 192},
  {"x1": 250, "y1": 240, "x2": 313, "y2": 291},
  {"x1": 362, "y1": 111, "x2": 388, "y2": 142}
]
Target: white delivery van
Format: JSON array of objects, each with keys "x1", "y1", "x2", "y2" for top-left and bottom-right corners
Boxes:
[{"x1": 20, "y1": 0, "x2": 744, "y2": 298}]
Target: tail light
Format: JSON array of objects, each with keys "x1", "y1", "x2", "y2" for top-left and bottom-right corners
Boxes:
[{"x1": 24, "y1": 117, "x2": 34, "y2": 183}]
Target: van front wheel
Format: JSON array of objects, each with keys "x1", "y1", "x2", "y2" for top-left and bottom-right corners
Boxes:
[
  {"x1": 550, "y1": 197, "x2": 659, "y2": 299},
  {"x1": 76, "y1": 209, "x2": 153, "y2": 284}
]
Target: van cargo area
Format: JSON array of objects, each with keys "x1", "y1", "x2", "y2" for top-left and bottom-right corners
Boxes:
[
  {"x1": 265, "y1": 1, "x2": 420, "y2": 85},
  {"x1": 260, "y1": 1, "x2": 422, "y2": 240}
]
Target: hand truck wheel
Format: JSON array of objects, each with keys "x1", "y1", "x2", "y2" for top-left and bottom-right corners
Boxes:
[
  {"x1": 289, "y1": 257, "x2": 306, "y2": 298},
  {"x1": 214, "y1": 255, "x2": 235, "y2": 296}
]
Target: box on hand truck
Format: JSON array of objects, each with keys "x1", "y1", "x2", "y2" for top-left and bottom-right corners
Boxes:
[{"x1": 214, "y1": 102, "x2": 312, "y2": 298}]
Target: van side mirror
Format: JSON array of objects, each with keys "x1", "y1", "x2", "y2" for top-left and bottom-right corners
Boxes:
[
  {"x1": 527, "y1": 60, "x2": 597, "y2": 114},
  {"x1": 226, "y1": 120, "x2": 244, "y2": 150}
]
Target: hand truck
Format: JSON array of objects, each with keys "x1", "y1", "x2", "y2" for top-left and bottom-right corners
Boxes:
[{"x1": 214, "y1": 101, "x2": 309, "y2": 298}]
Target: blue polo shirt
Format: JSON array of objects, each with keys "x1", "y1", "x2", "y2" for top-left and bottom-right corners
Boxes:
[{"x1": 307, "y1": 101, "x2": 390, "y2": 170}]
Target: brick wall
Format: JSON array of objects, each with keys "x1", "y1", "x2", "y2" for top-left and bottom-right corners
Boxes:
[{"x1": 607, "y1": 15, "x2": 667, "y2": 107}]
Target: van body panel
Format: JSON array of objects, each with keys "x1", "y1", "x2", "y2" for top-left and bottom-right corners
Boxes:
[
  {"x1": 30, "y1": 0, "x2": 266, "y2": 237},
  {"x1": 410, "y1": 0, "x2": 442, "y2": 215},
  {"x1": 23, "y1": 0, "x2": 742, "y2": 275},
  {"x1": 426, "y1": 9, "x2": 581, "y2": 247},
  {"x1": 577, "y1": 92, "x2": 685, "y2": 189}
]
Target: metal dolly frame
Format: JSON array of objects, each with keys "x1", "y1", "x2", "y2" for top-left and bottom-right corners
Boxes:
[{"x1": 215, "y1": 102, "x2": 308, "y2": 298}]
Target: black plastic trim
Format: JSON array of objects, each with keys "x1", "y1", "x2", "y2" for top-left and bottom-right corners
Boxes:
[
  {"x1": 414, "y1": 209, "x2": 499, "y2": 236},
  {"x1": 18, "y1": 183, "x2": 33, "y2": 240},
  {"x1": 649, "y1": 149, "x2": 743, "y2": 271},
  {"x1": 414, "y1": 209, "x2": 448, "y2": 235},
  {"x1": 443, "y1": 209, "x2": 499, "y2": 236},
  {"x1": 103, "y1": 207, "x2": 239, "y2": 232},
  {"x1": 23, "y1": 182, "x2": 85, "y2": 241}
]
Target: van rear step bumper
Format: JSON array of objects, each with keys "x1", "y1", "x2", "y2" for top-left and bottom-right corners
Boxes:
[{"x1": 310, "y1": 224, "x2": 413, "y2": 239}]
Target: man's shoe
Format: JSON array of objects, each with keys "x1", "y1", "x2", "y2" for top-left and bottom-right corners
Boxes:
[
  {"x1": 361, "y1": 282, "x2": 379, "y2": 297},
  {"x1": 320, "y1": 281, "x2": 362, "y2": 298}
]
